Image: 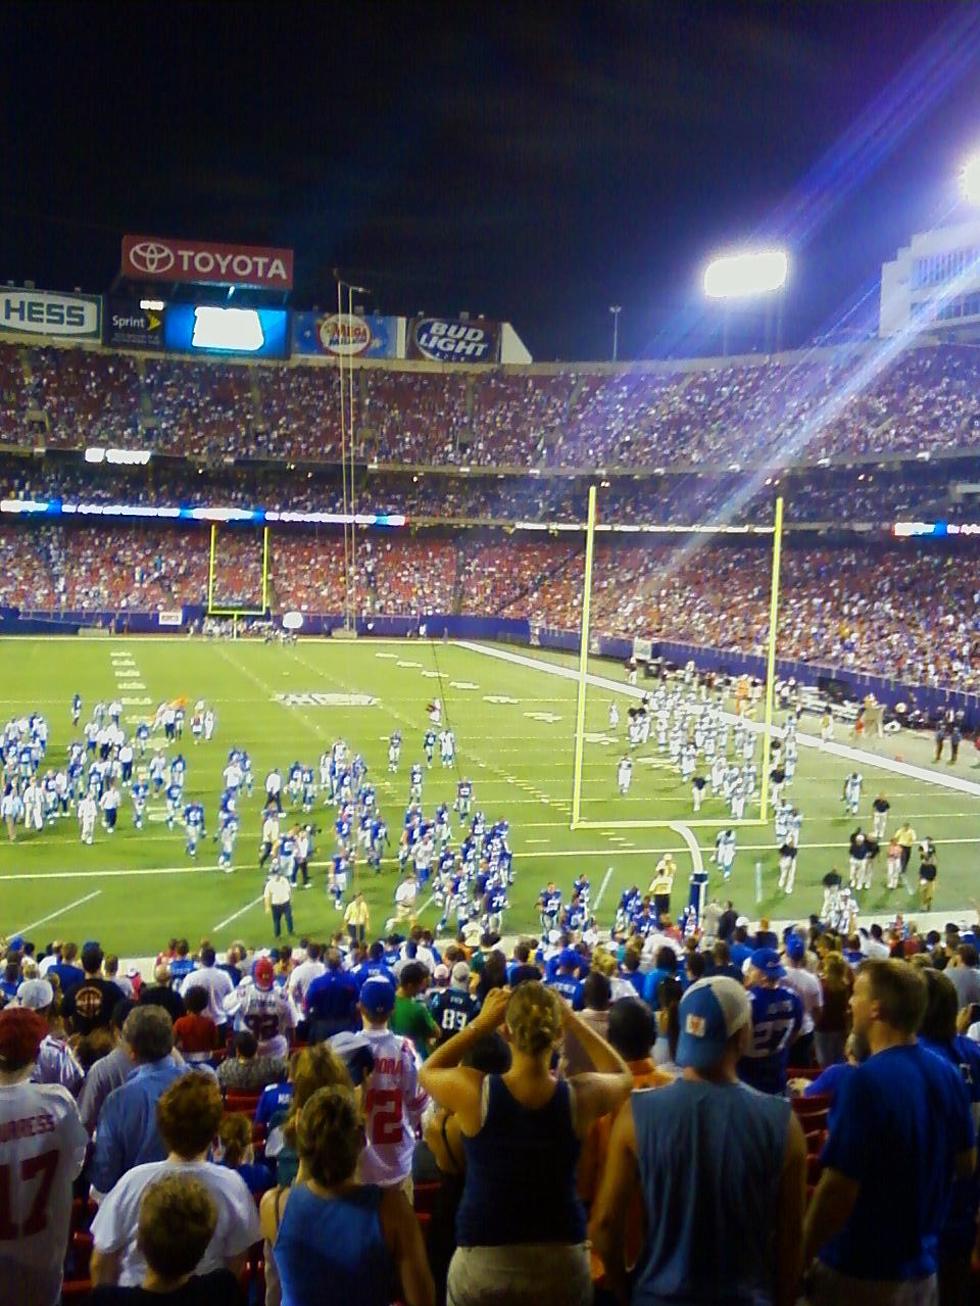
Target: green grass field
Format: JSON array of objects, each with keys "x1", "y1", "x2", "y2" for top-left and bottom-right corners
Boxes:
[{"x1": 2, "y1": 636, "x2": 979, "y2": 958}]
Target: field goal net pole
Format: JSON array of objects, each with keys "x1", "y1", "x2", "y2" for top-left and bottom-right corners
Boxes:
[
  {"x1": 206, "y1": 522, "x2": 271, "y2": 620},
  {"x1": 568, "y1": 492, "x2": 784, "y2": 833}
]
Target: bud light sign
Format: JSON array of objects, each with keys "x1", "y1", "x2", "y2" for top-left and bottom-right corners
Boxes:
[{"x1": 408, "y1": 317, "x2": 499, "y2": 364}]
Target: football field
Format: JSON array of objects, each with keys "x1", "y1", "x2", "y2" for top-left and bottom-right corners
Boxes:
[{"x1": 2, "y1": 636, "x2": 979, "y2": 957}]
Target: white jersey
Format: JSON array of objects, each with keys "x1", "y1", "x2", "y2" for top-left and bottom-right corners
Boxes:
[
  {"x1": 0, "y1": 1081, "x2": 88, "y2": 1306},
  {"x1": 230, "y1": 984, "x2": 295, "y2": 1059},
  {"x1": 358, "y1": 1028, "x2": 428, "y2": 1186}
]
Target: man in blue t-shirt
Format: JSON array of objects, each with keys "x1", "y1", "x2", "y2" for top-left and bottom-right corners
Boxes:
[
  {"x1": 738, "y1": 948, "x2": 803, "y2": 1095},
  {"x1": 546, "y1": 948, "x2": 584, "y2": 1010},
  {"x1": 804, "y1": 959, "x2": 975, "y2": 1302}
]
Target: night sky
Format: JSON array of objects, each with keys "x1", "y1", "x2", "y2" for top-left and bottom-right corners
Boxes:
[{"x1": 2, "y1": 1, "x2": 979, "y2": 360}]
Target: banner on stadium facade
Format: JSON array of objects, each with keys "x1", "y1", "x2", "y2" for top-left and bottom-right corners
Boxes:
[
  {"x1": 104, "y1": 300, "x2": 165, "y2": 350},
  {"x1": 632, "y1": 637, "x2": 654, "y2": 662},
  {"x1": 291, "y1": 311, "x2": 398, "y2": 359},
  {"x1": 121, "y1": 235, "x2": 294, "y2": 290},
  {"x1": 0, "y1": 288, "x2": 102, "y2": 340},
  {"x1": 157, "y1": 609, "x2": 183, "y2": 627},
  {"x1": 406, "y1": 315, "x2": 500, "y2": 364}
]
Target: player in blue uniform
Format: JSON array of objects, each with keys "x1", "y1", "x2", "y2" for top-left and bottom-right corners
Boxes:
[
  {"x1": 387, "y1": 730, "x2": 402, "y2": 773},
  {"x1": 301, "y1": 767, "x2": 317, "y2": 813},
  {"x1": 164, "y1": 780, "x2": 184, "y2": 830},
  {"x1": 71, "y1": 693, "x2": 82, "y2": 726},
  {"x1": 537, "y1": 882, "x2": 562, "y2": 933},
  {"x1": 423, "y1": 728, "x2": 437, "y2": 768},
  {"x1": 454, "y1": 779, "x2": 473, "y2": 819},
  {"x1": 368, "y1": 817, "x2": 389, "y2": 873},
  {"x1": 131, "y1": 777, "x2": 150, "y2": 830},
  {"x1": 183, "y1": 801, "x2": 206, "y2": 857},
  {"x1": 409, "y1": 762, "x2": 423, "y2": 801}
]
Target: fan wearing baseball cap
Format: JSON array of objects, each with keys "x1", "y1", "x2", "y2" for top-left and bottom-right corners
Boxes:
[
  {"x1": 357, "y1": 976, "x2": 428, "y2": 1191},
  {"x1": 592, "y1": 976, "x2": 806, "y2": 1305},
  {"x1": 0, "y1": 1007, "x2": 89, "y2": 1306},
  {"x1": 223, "y1": 958, "x2": 295, "y2": 1060},
  {"x1": 737, "y1": 948, "x2": 804, "y2": 1096}
]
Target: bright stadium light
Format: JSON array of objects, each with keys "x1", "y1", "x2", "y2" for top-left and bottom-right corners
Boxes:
[
  {"x1": 703, "y1": 248, "x2": 789, "y2": 299},
  {"x1": 960, "y1": 151, "x2": 980, "y2": 206}
]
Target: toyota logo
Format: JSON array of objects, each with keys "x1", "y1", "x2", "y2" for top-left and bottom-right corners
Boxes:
[{"x1": 129, "y1": 241, "x2": 175, "y2": 274}]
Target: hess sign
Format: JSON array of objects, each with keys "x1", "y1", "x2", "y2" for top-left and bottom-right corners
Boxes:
[{"x1": 122, "y1": 235, "x2": 294, "y2": 290}]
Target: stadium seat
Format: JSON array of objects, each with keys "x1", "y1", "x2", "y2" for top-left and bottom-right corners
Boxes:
[{"x1": 224, "y1": 1090, "x2": 263, "y2": 1115}]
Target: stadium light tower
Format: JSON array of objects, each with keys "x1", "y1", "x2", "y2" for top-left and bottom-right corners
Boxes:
[
  {"x1": 960, "y1": 151, "x2": 980, "y2": 206},
  {"x1": 609, "y1": 305, "x2": 622, "y2": 362},
  {"x1": 702, "y1": 247, "x2": 790, "y2": 355}
]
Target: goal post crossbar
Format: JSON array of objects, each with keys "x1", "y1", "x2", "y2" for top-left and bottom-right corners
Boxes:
[{"x1": 568, "y1": 493, "x2": 785, "y2": 833}]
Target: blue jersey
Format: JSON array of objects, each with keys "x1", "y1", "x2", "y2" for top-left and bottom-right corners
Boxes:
[
  {"x1": 540, "y1": 890, "x2": 562, "y2": 917},
  {"x1": 184, "y1": 803, "x2": 205, "y2": 829},
  {"x1": 410, "y1": 764, "x2": 423, "y2": 785},
  {"x1": 132, "y1": 782, "x2": 149, "y2": 805},
  {"x1": 335, "y1": 816, "x2": 351, "y2": 842},
  {"x1": 486, "y1": 886, "x2": 507, "y2": 913},
  {"x1": 738, "y1": 986, "x2": 804, "y2": 1094},
  {"x1": 165, "y1": 782, "x2": 183, "y2": 807}
]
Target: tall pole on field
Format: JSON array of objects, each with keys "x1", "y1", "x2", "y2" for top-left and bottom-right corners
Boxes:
[
  {"x1": 570, "y1": 484, "x2": 598, "y2": 828},
  {"x1": 758, "y1": 494, "x2": 784, "y2": 823}
]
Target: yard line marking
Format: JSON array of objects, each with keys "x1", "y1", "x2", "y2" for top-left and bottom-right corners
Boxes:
[
  {"x1": 11, "y1": 890, "x2": 103, "y2": 935},
  {"x1": 9, "y1": 834, "x2": 980, "y2": 883},
  {"x1": 593, "y1": 867, "x2": 615, "y2": 910},
  {"x1": 458, "y1": 641, "x2": 980, "y2": 799},
  {"x1": 525, "y1": 838, "x2": 550, "y2": 844},
  {"x1": 212, "y1": 895, "x2": 265, "y2": 932}
]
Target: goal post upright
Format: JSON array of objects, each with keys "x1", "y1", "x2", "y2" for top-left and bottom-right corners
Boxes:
[
  {"x1": 757, "y1": 494, "x2": 784, "y2": 824},
  {"x1": 261, "y1": 525, "x2": 271, "y2": 613},
  {"x1": 568, "y1": 489, "x2": 785, "y2": 835},
  {"x1": 570, "y1": 484, "x2": 598, "y2": 828},
  {"x1": 207, "y1": 522, "x2": 218, "y2": 613}
]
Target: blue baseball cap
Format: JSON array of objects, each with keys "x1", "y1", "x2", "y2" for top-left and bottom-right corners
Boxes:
[
  {"x1": 360, "y1": 976, "x2": 396, "y2": 1017},
  {"x1": 558, "y1": 948, "x2": 581, "y2": 971},
  {"x1": 676, "y1": 977, "x2": 752, "y2": 1070},
  {"x1": 749, "y1": 947, "x2": 786, "y2": 979},
  {"x1": 785, "y1": 935, "x2": 806, "y2": 962}
]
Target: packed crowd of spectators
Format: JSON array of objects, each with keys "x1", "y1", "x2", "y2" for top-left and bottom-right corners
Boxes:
[
  {"x1": 2, "y1": 452, "x2": 972, "y2": 531},
  {"x1": 1, "y1": 522, "x2": 976, "y2": 692},
  {"x1": 2, "y1": 340, "x2": 979, "y2": 470},
  {"x1": 5, "y1": 909, "x2": 980, "y2": 1305}
]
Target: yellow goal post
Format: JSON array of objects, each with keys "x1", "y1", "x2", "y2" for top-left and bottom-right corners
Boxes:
[{"x1": 569, "y1": 487, "x2": 785, "y2": 831}]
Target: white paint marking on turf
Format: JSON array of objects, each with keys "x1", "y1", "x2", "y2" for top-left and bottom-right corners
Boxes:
[
  {"x1": 593, "y1": 867, "x2": 614, "y2": 911},
  {"x1": 212, "y1": 896, "x2": 265, "y2": 932},
  {"x1": 12, "y1": 890, "x2": 103, "y2": 935},
  {"x1": 526, "y1": 838, "x2": 550, "y2": 844}
]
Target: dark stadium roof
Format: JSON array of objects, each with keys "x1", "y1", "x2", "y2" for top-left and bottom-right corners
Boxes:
[{"x1": 2, "y1": 1, "x2": 978, "y2": 360}]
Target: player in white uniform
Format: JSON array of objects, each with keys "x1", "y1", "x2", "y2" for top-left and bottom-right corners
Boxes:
[
  {"x1": 714, "y1": 828, "x2": 737, "y2": 880},
  {"x1": 0, "y1": 1008, "x2": 89, "y2": 1306},
  {"x1": 439, "y1": 729, "x2": 456, "y2": 767},
  {"x1": 710, "y1": 755, "x2": 726, "y2": 797},
  {"x1": 203, "y1": 708, "x2": 216, "y2": 741},
  {"x1": 608, "y1": 701, "x2": 620, "y2": 729},
  {"x1": 22, "y1": 777, "x2": 43, "y2": 832},
  {"x1": 843, "y1": 771, "x2": 863, "y2": 817},
  {"x1": 617, "y1": 754, "x2": 633, "y2": 796}
]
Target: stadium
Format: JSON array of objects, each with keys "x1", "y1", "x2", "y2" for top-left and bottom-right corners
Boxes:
[{"x1": 3, "y1": 4, "x2": 980, "y2": 1305}]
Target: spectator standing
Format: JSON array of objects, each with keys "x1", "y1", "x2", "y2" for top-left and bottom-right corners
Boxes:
[
  {"x1": 90, "y1": 1006, "x2": 187, "y2": 1195},
  {"x1": 17, "y1": 978, "x2": 84, "y2": 1094},
  {"x1": 180, "y1": 945, "x2": 234, "y2": 1036},
  {"x1": 592, "y1": 976, "x2": 805, "y2": 1306},
  {"x1": 392, "y1": 962, "x2": 440, "y2": 1060},
  {"x1": 305, "y1": 948, "x2": 359, "y2": 1042},
  {"x1": 429, "y1": 962, "x2": 480, "y2": 1045},
  {"x1": 87, "y1": 1173, "x2": 246, "y2": 1306},
  {"x1": 358, "y1": 976, "x2": 428, "y2": 1192},
  {"x1": 781, "y1": 936, "x2": 823, "y2": 1068},
  {"x1": 803, "y1": 960, "x2": 975, "y2": 1304},
  {"x1": 421, "y1": 982, "x2": 632, "y2": 1306},
  {"x1": 738, "y1": 949, "x2": 803, "y2": 1095},
  {"x1": 227, "y1": 958, "x2": 294, "y2": 1059},
  {"x1": 946, "y1": 946, "x2": 980, "y2": 1011},
  {"x1": 138, "y1": 965, "x2": 186, "y2": 1023},
  {"x1": 0, "y1": 1008, "x2": 88, "y2": 1306},
  {"x1": 61, "y1": 945, "x2": 125, "y2": 1035},
  {"x1": 47, "y1": 941, "x2": 84, "y2": 993},
  {"x1": 91, "y1": 1074, "x2": 259, "y2": 1287},
  {"x1": 286, "y1": 943, "x2": 326, "y2": 1013},
  {"x1": 813, "y1": 953, "x2": 852, "y2": 1067},
  {"x1": 261, "y1": 1086, "x2": 434, "y2": 1306},
  {"x1": 173, "y1": 987, "x2": 220, "y2": 1063}
]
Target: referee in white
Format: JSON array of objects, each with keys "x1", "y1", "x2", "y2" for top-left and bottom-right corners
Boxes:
[{"x1": 264, "y1": 864, "x2": 294, "y2": 938}]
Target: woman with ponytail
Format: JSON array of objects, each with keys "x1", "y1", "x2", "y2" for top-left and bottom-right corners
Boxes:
[{"x1": 420, "y1": 981, "x2": 631, "y2": 1306}]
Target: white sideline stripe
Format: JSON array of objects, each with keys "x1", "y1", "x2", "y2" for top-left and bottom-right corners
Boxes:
[
  {"x1": 11, "y1": 890, "x2": 102, "y2": 935},
  {"x1": 593, "y1": 866, "x2": 615, "y2": 911},
  {"x1": 458, "y1": 641, "x2": 980, "y2": 799},
  {"x1": 212, "y1": 895, "x2": 265, "y2": 932}
]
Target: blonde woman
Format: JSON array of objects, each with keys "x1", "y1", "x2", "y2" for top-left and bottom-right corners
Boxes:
[{"x1": 420, "y1": 982, "x2": 631, "y2": 1306}]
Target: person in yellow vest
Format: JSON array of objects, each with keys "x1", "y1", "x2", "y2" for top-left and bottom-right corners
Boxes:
[
  {"x1": 649, "y1": 856, "x2": 677, "y2": 919},
  {"x1": 343, "y1": 891, "x2": 370, "y2": 946}
]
